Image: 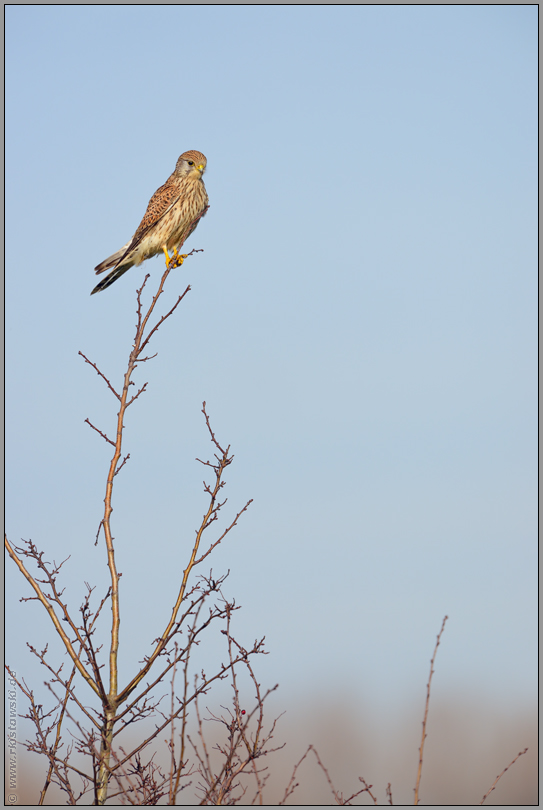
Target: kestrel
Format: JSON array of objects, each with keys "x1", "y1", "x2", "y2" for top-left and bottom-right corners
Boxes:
[{"x1": 91, "y1": 150, "x2": 209, "y2": 294}]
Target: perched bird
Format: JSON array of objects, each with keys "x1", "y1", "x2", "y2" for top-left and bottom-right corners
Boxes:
[{"x1": 91, "y1": 150, "x2": 209, "y2": 294}]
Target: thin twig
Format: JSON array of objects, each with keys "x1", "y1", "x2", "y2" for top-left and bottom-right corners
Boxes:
[
  {"x1": 84, "y1": 418, "x2": 115, "y2": 446},
  {"x1": 479, "y1": 748, "x2": 528, "y2": 805},
  {"x1": 414, "y1": 615, "x2": 448, "y2": 805},
  {"x1": 78, "y1": 352, "x2": 121, "y2": 401}
]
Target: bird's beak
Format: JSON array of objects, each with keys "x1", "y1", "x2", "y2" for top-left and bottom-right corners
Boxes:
[{"x1": 197, "y1": 163, "x2": 206, "y2": 174}]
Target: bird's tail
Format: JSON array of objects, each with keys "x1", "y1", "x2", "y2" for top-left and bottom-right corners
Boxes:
[
  {"x1": 90, "y1": 263, "x2": 132, "y2": 295},
  {"x1": 92, "y1": 242, "x2": 134, "y2": 294},
  {"x1": 94, "y1": 243, "x2": 131, "y2": 276}
]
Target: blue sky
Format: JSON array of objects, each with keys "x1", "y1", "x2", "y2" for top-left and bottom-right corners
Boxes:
[{"x1": 6, "y1": 3, "x2": 537, "y2": 761}]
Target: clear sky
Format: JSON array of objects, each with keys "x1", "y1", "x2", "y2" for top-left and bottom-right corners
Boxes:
[{"x1": 5, "y1": 5, "x2": 537, "y2": 793}]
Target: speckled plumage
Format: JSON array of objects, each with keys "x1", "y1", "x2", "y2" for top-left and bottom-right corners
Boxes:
[{"x1": 91, "y1": 150, "x2": 209, "y2": 294}]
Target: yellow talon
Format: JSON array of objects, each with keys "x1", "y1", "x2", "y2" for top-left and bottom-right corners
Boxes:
[{"x1": 162, "y1": 246, "x2": 188, "y2": 269}]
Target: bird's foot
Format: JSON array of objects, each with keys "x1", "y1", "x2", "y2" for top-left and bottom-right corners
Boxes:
[{"x1": 167, "y1": 247, "x2": 188, "y2": 269}]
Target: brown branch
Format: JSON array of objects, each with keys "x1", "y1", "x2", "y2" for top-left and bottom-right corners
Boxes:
[
  {"x1": 113, "y1": 587, "x2": 217, "y2": 725},
  {"x1": 28, "y1": 648, "x2": 102, "y2": 729},
  {"x1": 479, "y1": 748, "x2": 529, "y2": 805},
  {"x1": 194, "y1": 499, "x2": 253, "y2": 565},
  {"x1": 414, "y1": 615, "x2": 448, "y2": 805},
  {"x1": 4, "y1": 537, "x2": 101, "y2": 699},
  {"x1": 81, "y1": 259, "x2": 198, "y2": 803},
  {"x1": 279, "y1": 745, "x2": 312, "y2": 805},
  {"x1": 309, "y1": 745, "x2": 377, "y2": 806},
  {"x1": 113, "y1": 453, "x2": 130, "y2": 476},
  {"x1": 126, "y1": 382, "x2": 148, "y2": 406},
  {"x1": 95, "y1": 519, "x2": 104, "y2": 546},
  {"x1": 190, "y1": 616, "x2": 282, "y2": 806},
  {"x1": 138, "y1": 284, "x2": 191, "y2": 356},
  {"x1": 116, "y1": 406, "x2": 248, "y2": 706},
  {"x1": 6, "y1": 671, "x2": 95, "y2": 792},
  {"x1": 13, "y1": 540, "x2": 106, "y2": 699},
  {"x1": 111, "y1": 647, "x2": 263, "y2": 775},
  {"x1": 8, "y1": 239, "x2": 275, "y2": 805},
  {"x1": 354, "y1": 776, "x2": 378, "y2": 805},
  {"x1": 84, "y1": 418, "x2": 116, "y2": 446},
  {"x1": 78, "y1": 351, "x2": 121, "y2": 401},
  {"x1": 286, "y1": 746, "x2": 376, "y2": 806}
]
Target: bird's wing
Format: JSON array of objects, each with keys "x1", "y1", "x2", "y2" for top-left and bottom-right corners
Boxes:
[
  {"x1": 132, "y1": 181, "x2": 181, "y2": 243},
  {"x1": 113, "y1": 181, "x2": 182, "y2": 267}
]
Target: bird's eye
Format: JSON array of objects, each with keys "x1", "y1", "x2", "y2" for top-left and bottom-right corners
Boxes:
[{"x1": 187, "y1": 160, "x2": 194, "y2": 165}]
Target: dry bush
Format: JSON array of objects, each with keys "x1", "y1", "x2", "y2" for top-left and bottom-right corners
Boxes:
[{"x1": 5, "y1": 256, "x2": 530, "y2": 805}]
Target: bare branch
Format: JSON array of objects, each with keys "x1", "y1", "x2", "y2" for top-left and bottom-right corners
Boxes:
[
  {"x1": 479, "y1": 748, "x2": 529, "y2": 805},
  {"x1": 84, "y1": 418, "x2": 115, "y2": 446},
  {"x1": 78, "y1": 351, "x2": 121, "y2": 401},
  {"x1": 5, "y1": 537, "x2": 102, "y2": 699},
  {"x1": 414, "y1": 615, "x2": 448, "y2": 805},
  {"x1": 386, "y1": 781, "x2": 394, "y2": 805}
]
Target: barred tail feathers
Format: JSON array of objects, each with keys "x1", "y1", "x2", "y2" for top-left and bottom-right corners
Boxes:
[
  {"x1": 90, "y1": 263, "x2": 132, "y2": 295},
  {"x1": 94, "y1": 242, "x2": 132, "y2": 275}
]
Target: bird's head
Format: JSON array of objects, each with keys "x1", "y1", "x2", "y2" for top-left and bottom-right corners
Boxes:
[{"x1": 175, "y1": 150, "x2": 207, "y2": 179}]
